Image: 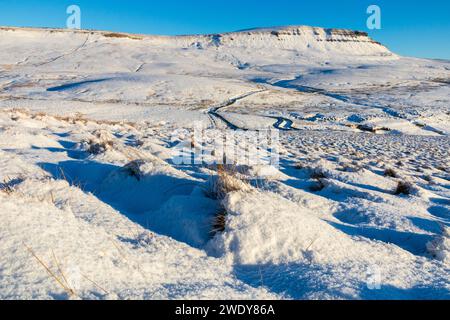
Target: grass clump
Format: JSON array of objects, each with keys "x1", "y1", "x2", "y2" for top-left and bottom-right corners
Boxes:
[
  {"x1": 87, "y1": 140, "x2": 114, "y2": 154},
  {"x1": 0, "y1": 179, "x2": 15, "y2": 195},
  {"x1": 85, "y1": 130, "x2": 115, "y2": 155},
  {"x1": 308, "y1": 167, "x2": 327, "y2": 192},
  {"x1": 208, "y1": 164, "x2": 252, "y2": 237},
  {"x1": 0, "y1": 176, "x2": 24, "y2": 195},
  {"x1": 310, "y1": 168, "x2": 326, "y2": 180},
  {"x1": 209, "y1": 164, "x2": 251, "y2": 200},
  {"x1": 211, "y1": 210, "x2": 227, "y2": 235},
  {"x1": 394, "y1": 181, "x2": 414, "y2": 195},
  {"x1": 122, "y1": 159, "x2": 147, "y2": 181},
  {"x1": 384, "y1": 168, "x2": 398, "y2": 178}
]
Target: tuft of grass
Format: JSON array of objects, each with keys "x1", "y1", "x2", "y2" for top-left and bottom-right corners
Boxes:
[
  {"x1": 0, "y1": 176, "x2": 24, "y2": 195},
  {"x1": 394, "y1": 181, "x2": 413, "y2": 195},
  {"x1": 310, "y1": 168, "x2": 326, "y2": 180},
  {"x1": 340, "y1": 162, "x2": 363, "y2": 173},
  {"x1": 210, "y1": 209, "x2": 227, "y2": 235},
  {"x1": 307, "y1": 167, "x2": 327, "y2": 192},
  {"x1": 211, "y1": 164, "x2": 251, "y2": 200},
  {"x1": 384, "y1": 168, "x2": 398, "y2": 178},
  {"x1": 310, "y1": 179, "x2": 326, "y2": 192},
  {"x1": 85, "y1": 130, "x2": 115, "y2": 155},
  {"x1": 24, "y1": 244, "x2": 77, "y2": 298},
  {"x1": 88, "y1": 140, "x2": 113, "y2": 154},
  {"x1": 122, "y1": 159, "x2": 146, "y2": 181},
  {"x1": 208, "y1": 164, "x2": 252, "y2": 237},
  {"x1": 294, "y1": 163, "x2": 304, "y2": 170},
  {"x1": 0, "y1": 178, "x2": 15, "y2": 195}
]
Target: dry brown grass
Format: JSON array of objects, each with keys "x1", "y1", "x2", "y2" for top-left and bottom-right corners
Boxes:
[
  {"x1": 24, "y1": 244, "x2": 77, "y2": 298},
  {"x1": 24, "y1": 243, "x2": 111, "y2": 298},
  {"x1": 0, "y1": 64, "x2": 14, "y2": 71},
  {"x1": 394, "y1": 181, "x2": 414, "y2": 195},
  {"x1": 103, "y1": 32, "x2": 143, "y2": 40},
  {"x1": 51, "y1": 112, "x2": 88, "y2": 125},
  {"x1": 84, "y1": 130, "x2": 116, "y2": 155},
  {"x1": 0, "y1": 176, "x2": 25, "y2": 195},
  {"x1": 122, "y1": 159, "x2": 146, "y2": 181},
  {"x1": 310, "y1": 169, "x2": 326, "y2": 180},
  {"x1": 0, "y1": 178, "x2": 15, "y2": 195},
  {"x1": 431, "y1": 78, "x2": 450, "y2": 85},
  {"x1": 305, "y1": 167, "x2": 327, "y2": 192},
  {"x1": 4, "y1": 108, "x2": 138, "y2": 130},
  {"x1": 208, "y1": 164, "x2": 252, "y2": 237},
  {"x1": 87, "y1": 139, "x2": 114, "y2": 155},
  {"x1": 210, "y1": 164, "x2": 251, "y2": 200},
  {"x1": 211, "y1": 209, "x2": 227, "y2": 235},
  {"x1": 384, "y1": 168, "x2": 398, "y2": 178},
  {"x1": 1, "y1": 176, "x2": 63, "y2": 205}
]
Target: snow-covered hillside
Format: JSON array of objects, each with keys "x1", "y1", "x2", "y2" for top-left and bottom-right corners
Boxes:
[{"x1": 0, "y1": 26, "x2": 449, "y2": 300}]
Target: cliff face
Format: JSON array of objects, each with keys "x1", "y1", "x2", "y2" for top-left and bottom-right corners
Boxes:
[{"x1": 181, "y1": 26, "x2": 391, "y2": 57}]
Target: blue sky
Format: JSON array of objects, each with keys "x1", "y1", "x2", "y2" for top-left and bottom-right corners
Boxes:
[{"x1": 0, "y1": 0, "x2": 449, "y2": 59}]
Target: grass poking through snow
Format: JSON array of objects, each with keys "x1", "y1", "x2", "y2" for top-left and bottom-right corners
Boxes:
[
  {"x1": 384, "y1": 168, "x2": 398, "y2": 178},
  {"x1": 394, "y1": 181, "x2": 414, "y2": 196},
  {"x1": 209, "y1": 164, "x2": 252, "y2": 237},
  {"x1": 0, "y1": 178, "x2": 15, "y2": 195},
  {"x1": 23, "y1": 243, "x2": 78, "y2": 298}
]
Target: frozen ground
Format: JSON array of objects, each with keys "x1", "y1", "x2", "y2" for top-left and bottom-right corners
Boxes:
[{"x1": 0, "y1": 26, "x2": 449, "y2": 300}]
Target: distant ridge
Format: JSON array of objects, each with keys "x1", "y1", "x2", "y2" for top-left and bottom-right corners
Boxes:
[
  {"x1": 0, "y1": 25, "x2": 392, "y2": 57},
  {"x1": 0, "y1": 25, "x2": 373, "y2": 40}
]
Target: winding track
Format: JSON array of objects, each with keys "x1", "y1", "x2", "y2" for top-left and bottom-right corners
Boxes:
[
  {"x1": 270, "y1": 116, "x2": 299, "y2": 131},
  {"x1": 34, "y1": 34, "x2": 91, "y2": 67},
  {"x1": 207, "y1": 89, "x2": 266, "y2": 130},
  {"x1": 206, "y1": 88, "x2": 301, "y2": 131}
]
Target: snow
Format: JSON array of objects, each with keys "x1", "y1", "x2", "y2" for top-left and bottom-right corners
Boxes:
[
  {"x1": 0, "y1": 26, "x2": 449, "y2": 300},
  {"x1": 427, "y1": 226, "x2": 450, "y2": 264},
  {"x1": 208, "y1": 190, "x2": 406, "y2": 265}
]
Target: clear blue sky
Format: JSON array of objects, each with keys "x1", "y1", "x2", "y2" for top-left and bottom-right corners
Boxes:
[{"x1": 0, "y1": 0, "x2": 449, "y2": 59}]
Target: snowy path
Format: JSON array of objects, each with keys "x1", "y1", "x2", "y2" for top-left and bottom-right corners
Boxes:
[
  {"x1": 207, "y1": 89, "x2": 266, "y2": 130},
  {"x1": 270, "y1": 116, "x2": 298, "y2": 131}
]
